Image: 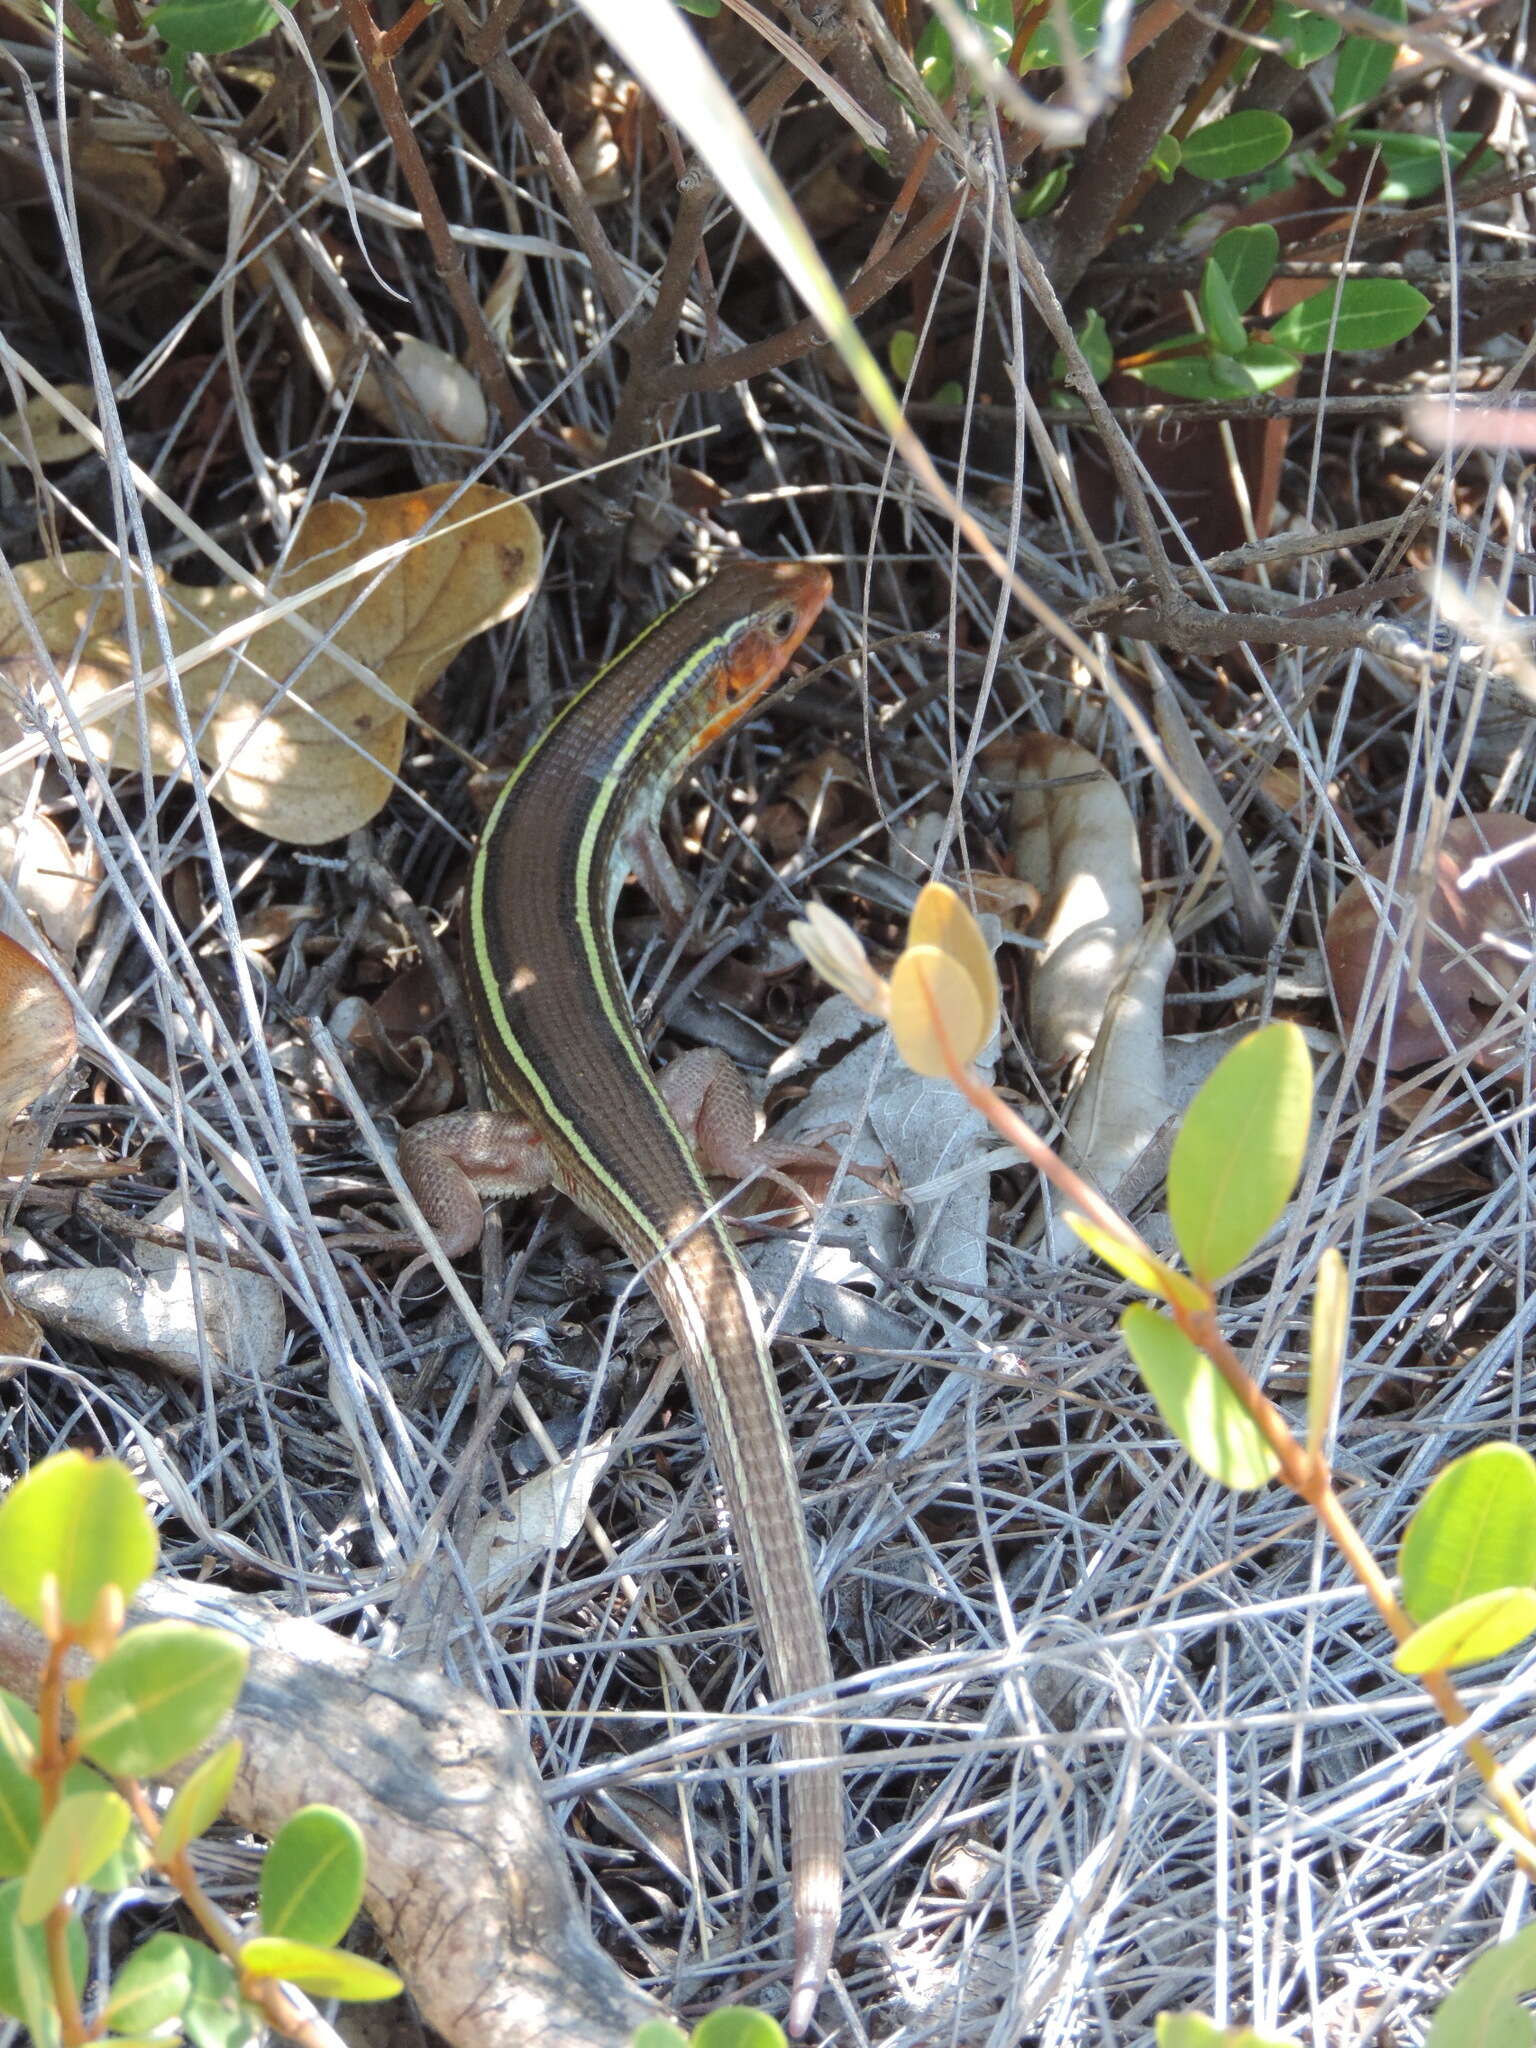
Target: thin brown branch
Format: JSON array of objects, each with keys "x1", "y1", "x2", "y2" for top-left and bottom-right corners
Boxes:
[
  {"x1": 337, "y1": 0, "x2": 555, "y2": 485},
  {"x1": 653, "y1": 184, "x2": 969, "y2": 401}
]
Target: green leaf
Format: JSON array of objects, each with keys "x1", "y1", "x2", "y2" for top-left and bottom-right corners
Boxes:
[
  {"x1": 17, "y1": 1789, "x2": 131, "y2": 1923},
  {"x1": 1180, "y1": 111, "x2": 1293, "y2": 181},
  {"x1": 1270, "y1": 0, "x2": 1341, "y2": 64},
  {"x1": 914, "y1": 13, "x2": 954, "y2": 100},
  {"x1": 1332, "y1": 0, "x2": 1405, "y2": 111},
  {"x1": 150, "y1": 0, "x2": 278, "y2": 52},
  {"x1": 0, "y1": 1697, "x2": 40, "y2": 1879},
  {"x1": 1167, "y1": 1022, "x2": 1313, "y2": 1284},
  {"x1": 1232, "y1": 341, "x2": 1302, "y2": 390},
  {"x1": 1048, "y1": 307, "x2": 1113, "y2": 391},
  {"x1": 1156, "y1": 2015, "x2": 1302, "y2": 2047},
  {"x1": 0, "y1": 1694, "x2": 36, "y2": 1774},
  {"x1": 156, "y1": 1941, "x2": 252, "y2": 2048},
  {"x1": 1393, "y1": 1588, "x2": 1536, "y2": 1674},
  {"x1": 1353, "y1": 128, "x2": 1481, "y2": 201},
  {"x1": 693, "y1": 2009, "x2": 790, "y2": 2048},
  {"x1": 259, "y1": 1806, "x2": 365, "y2": 1947},
  {"x1": 1065, "y1": 1214, "x2": 1210, "y2": 1310},
  {"x1": 1121, "y1": 1306, "x2": 1280, "y2": 1490},
  {"x1": 1269, "y1": 276, "x2": 1430, "y2": 353},
  {"x1": 1425, "y1": 1924, "x2": 1536, "y2": 2048},
  {"x1": 1399, "y1": 1443, "x2": 1536, "y2": 1623},
  {"x1": 1148, "y1": 132, "x2": 1182, "y2": 182},
  {"x1": 889, "y1": 328, "x2": 917, "y2": 382},
  {"x1": 237, "y1": 1937, "x2": 402, "y2": 2002},
  {"x1": 1208, "y1": 351, "x2": 1257, "y2": 395},
  {"x1": 60, "y1": 1763, "x2": 145, "y2": 1890},
  {"x1": 630, "y1": 2026, "x2": 691, "y2": 2048},
  {"x1": 1129, "y1": 355, "x2": 1228, "y2": 399},
  {"x1": 104, "y1": 1932, "x2": 197, "y2": 2032},
  {"x1": 1210, "y1": 223, "x2": 1279, "y2": 313},
  {"x1": 1019, "y1": 0, "x2": 1104, "y2": 68},
  {"x1": 933, "y1": 380, "x2": 966, "y2": 405},
  {"x1": 0, "y1": 1878, "x2": 86, "y2": 2027},
  {"x1": 77, "y1": 1622, "x2": 248, "y2": 1779},
  {"x1": 1199, "y1": 258, "x2": 1248, "y2": 355},
  {"x1": 1013, "y1": 165, "x2": 1068, "y2": 218},
  {"x1": 675, "y1": 0, "x2": 721, "y2": 14},
  {"x1": 1078, "y1": 306, "x2": 1113, "y2": 383},
  {"x1": 0, "y1": 1451, "x2": 158, "y2": 1631},
  {"x1": 158, "y1": 1740, "x2": 243, "y2": 1864}
]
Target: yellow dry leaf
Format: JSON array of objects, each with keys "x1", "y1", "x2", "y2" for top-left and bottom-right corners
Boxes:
[
  {"x1": 908, "y1": 881, "x2": 1001, "y2": 1038},
  {"x1": 889, "y1": 943, "x2": 987, "y2": 1079},
  {"x1": 0, "y1": 485, "x2": 542, "y2": 846},
  {"x1": 0, "y1": 929, "x2": 76, "y2": 1130},
  {"x1": 0, "y1": 384, "x2": 97, "y2": 470}
]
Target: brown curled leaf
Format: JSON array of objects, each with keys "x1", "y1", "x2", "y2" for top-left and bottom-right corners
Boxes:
[{"x1": 1325, "y1": 812, "x2": 1536, "y2": 1070}]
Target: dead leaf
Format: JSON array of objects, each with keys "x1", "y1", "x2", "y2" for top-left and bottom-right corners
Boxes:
[
  {"x1": 0, "y1": 485, "x2": 542, "y2": 845},
  {"x1": 0, "y1": 930, "x2": 76, "y2": 1129},
  {"x1": 0, "y1": 383, "x2": 97, "y2": 469},
  {"x1": 1005, "y1": 734, "x2": 1146, "y2": 1067},
  {"x1": 314, "y1": 322, "x2": 489, "y2": 447},
  {"x1": 8, "y1": 1195, "x2": 284, "y2": 1391},
  {"x1": 1325, "y1": 812, "x2": 1536, "y2": 1070},
  {"x1": 0, "y1": 665, "x2": 101, "y2": 964}
]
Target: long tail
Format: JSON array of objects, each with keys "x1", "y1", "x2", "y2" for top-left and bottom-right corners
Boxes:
[{"x1": 647, "y1": 1219, "x2": 843, "y2": 2038}]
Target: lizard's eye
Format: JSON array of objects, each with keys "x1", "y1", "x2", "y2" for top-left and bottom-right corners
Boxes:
[{"x1": 766, "y1": 604, "x2": 800, "y2": 642}]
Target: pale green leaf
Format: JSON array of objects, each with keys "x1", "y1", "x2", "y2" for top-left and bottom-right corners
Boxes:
[
  {"x1": 1393, "y1": 1588, "x2": 1536, "y2": 1674},
  {"x1": 1425, "y1": 1923, "x2": 1536, "y2": 2048},
  {"x1": 1121, "y1": 1306, "x2": 1280, "y2": 1490},
  {"x1": 158, "y1": 1740, "x2": 243, "y2": 1863},
  {"x1": 1167, "y1": 1023, "x2": 1313, "y2": 1283},
  {"x1": 1156, "y1": 2014, "x2": 1302, "y2": 2047},
  {"x1": 1399, "y1": 1443, "x2": 1536, "y2": 1623},
  {"x1": 0, "y1": 1451, "x2": 157, "y2": 1630},
  {"x1": 104, "y1": 1932, "x2": 197, "y2": 2032},
  {"x1": 1066, "y1": 1215, "x2": 1210, "y2": 1312},
  {"x1": 237, "y1": 1936, "x2": 401, "y2": 2002},
  {"x1": 693, "y1": 2009, "x2": 789, "y2": 2048},
  {"x1": 17, "y1": 1789, "x2": 131, "y2": 1923},
  {"x1": 0, "y1": 1879, "x2": 86, "y2": 2027},
  {"x1": 259, "y1": 1806, "x2": 365, "y2": 1947},
  {"x1": 78, "y1": 1622, "x2": 248, "y2": 1779}
]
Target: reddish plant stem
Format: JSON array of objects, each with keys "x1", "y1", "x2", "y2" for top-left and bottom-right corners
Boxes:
[{"x1": 923, "y1": 988, "x2": 1536, "y2": 1876}]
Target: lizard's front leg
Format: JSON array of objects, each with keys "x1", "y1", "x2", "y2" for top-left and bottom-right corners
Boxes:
[{"x1": 397, "y1": 1112, "x2": 551, "y2": 1258}]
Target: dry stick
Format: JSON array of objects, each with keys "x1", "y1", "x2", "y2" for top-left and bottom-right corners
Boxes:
[
  {"x1": 1039, "y1": 0, "x2": 1224, "y2": 304},
  {"x1": 602, "y1": 53, "x2": 817, "y2": 484},
  {"x1": 919, "y1": 981, "x2": 1536, "y2": 1883},
  {"x1": 1107, "y1": 0, "x2": 1270, "y2": 243},
  {"x1": 653, "y1": 185, "x2": 969, "y2": 402},
  {"x1": 57, "y1": 2, "x2": 228, "y2": 177},
  {"x1": 451, "y1": 0, "x2": 636, "y2": 329},
  {"x1": 337, "y1": 0, "x2": 556, "y2": 488}
]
